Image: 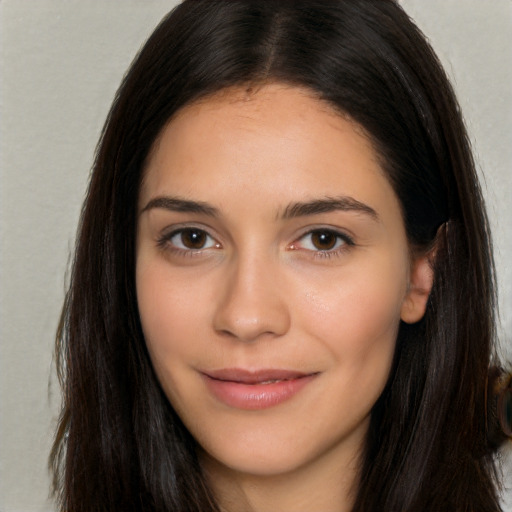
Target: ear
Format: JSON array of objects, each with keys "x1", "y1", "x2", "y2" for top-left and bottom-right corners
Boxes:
[{"x1": 400, "y1": 253, "x2": 435, "y2": 324}]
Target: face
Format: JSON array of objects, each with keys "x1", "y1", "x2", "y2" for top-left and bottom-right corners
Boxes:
[{"x1": 136, "y1": 84, "x2": 429, "y2": 480}]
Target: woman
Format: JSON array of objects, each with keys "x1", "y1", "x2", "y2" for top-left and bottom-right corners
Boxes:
[{"x1": 50, "y1": 1, "x2": 511, "y2": 511}]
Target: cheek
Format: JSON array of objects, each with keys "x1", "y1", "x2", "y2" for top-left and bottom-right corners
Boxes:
[
  {"x1": 136, "y1": 260, "x2": 211, "y2": 379},
  {"x1": 297, "y1": 261, "x2": 406, "y2": 375},
  {"x1": 298, "y1": 280, "x2": 401, "y2": 423}
]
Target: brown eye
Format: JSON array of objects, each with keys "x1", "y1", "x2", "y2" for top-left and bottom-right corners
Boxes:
[
  {"x1": 293, "y1": 229, "x2": 354, "y2": 254},
  {"x1": 181, "y1": 229, "x2": 207, "y2": 249},
  {"x1": 310, "y1": 231, "x2": 338, "y2": 250},
  {"x1": 167, "y1": 228, "x2": 217, "y2": 251}
]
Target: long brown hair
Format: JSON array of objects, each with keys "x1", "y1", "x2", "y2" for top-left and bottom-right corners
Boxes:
[{"x1": 51, "y1": 1, "x2": 505, "y2": 510}]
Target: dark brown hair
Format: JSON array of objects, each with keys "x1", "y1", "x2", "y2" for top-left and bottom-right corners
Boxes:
[{"x1": 51, "y1": 1, "x2": 506, "y2": 510}]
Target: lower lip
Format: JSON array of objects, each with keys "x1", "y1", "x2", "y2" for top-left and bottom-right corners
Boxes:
[{"x1": 202, "y1": 374, "x2": 316, "y2": 410}]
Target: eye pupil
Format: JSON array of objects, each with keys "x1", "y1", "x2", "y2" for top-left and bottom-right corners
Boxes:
[
  {"x1": 181, "y1": 229, "x2": 206, "y2": 249},
  {"x1": 311, "y1": 231, "x2": 337, "y2": 250}
]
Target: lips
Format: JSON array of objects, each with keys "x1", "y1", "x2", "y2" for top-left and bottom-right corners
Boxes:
[
  {"x1": 204, "y1": 368, "x2": 310, "y2": 384},
  {"x1": 201, "y1": 368, "x2": 317, "y2": 410}
]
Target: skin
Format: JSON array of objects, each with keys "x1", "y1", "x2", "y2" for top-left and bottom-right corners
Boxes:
[{"x1": 136, "y1": 83, "x2": 432, "y2": 512}]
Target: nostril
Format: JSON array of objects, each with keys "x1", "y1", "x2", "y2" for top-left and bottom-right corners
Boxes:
[
  {"x1": 215, "y1": 317, "x2": 284, "y2": 343},
  {"x1": 212, "y1": 296, "x2": 291, "y2": 342},
  {"x1": 211, "y1": 260, "x2": 291, "y2": 341}
]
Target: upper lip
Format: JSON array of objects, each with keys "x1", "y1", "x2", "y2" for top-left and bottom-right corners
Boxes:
[{"x1": 202, "y1": 368, "x2": 315, "y2": 384}]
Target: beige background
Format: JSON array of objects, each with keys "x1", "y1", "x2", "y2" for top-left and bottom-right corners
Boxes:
[{"x1": 1, "y1": 1, "x2": 511, "y2": 510}]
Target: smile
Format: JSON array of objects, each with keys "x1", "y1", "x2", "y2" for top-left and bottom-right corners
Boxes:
[{"x1": 201, "y1": 368, "x2": 318, "y2": 410}]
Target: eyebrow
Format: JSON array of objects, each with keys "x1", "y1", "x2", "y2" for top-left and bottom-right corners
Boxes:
[
  {"x1": 141, "y1": 196, "x2": 219, "y2": 217},
  {"x1": 141, "y1": 194, "x2": 379, "y2": 221},
  {"x1": 281, "y1": 196, "x2": 380, "y2": 221}
]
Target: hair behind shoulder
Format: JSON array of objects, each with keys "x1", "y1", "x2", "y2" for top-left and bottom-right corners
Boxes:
[{"x1": 51, "y1": 1, "x2": 506, "y2": 511}]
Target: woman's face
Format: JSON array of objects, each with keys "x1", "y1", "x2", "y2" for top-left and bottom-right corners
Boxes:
[{"x1": 136, "y1": 84, "x2": 429, "y2": 479}]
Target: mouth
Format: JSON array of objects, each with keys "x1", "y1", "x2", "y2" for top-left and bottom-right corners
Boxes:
[
  {"x1": 201, "y1": 368, "x2": 318, "y2": 410},
  {"x1": 204, "y1": 368, "x2": 312, "y2": 383}
]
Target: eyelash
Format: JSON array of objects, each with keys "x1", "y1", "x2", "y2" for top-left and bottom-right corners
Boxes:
[
  {"x1": 157, "y1": 226, "x2": 220, "y2": 257},
  {"x1": 157, "y1": 227, "x2": 355, "y2": 259},
  {"x1": 291, "y1": 229, "x2": 355, "y2": 259}
]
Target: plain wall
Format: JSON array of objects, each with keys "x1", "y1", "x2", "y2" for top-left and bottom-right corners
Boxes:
[{"x1": 1, "y1": 1, "x2": 510, "y2": 510}]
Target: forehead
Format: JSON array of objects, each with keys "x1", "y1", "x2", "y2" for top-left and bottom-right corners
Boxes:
[
  {"x1": 140, "y1": 83, "x2": 400, "y2": 225},
  {"x1": 164, "y1": 84, "x2": 369, "y2": 143},
  {"x1": 144, "y1": 83, "x2": 378, "y2": 175}
]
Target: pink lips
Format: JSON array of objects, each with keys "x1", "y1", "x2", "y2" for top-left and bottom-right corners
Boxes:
[{"x1": 201, "y1": 368, "x2": 317, "y2": 410}]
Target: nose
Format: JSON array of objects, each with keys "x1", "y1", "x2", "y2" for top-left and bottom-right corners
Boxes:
[{"x1": 212, "y1": 254, "x2": 291, "y2": 342}]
